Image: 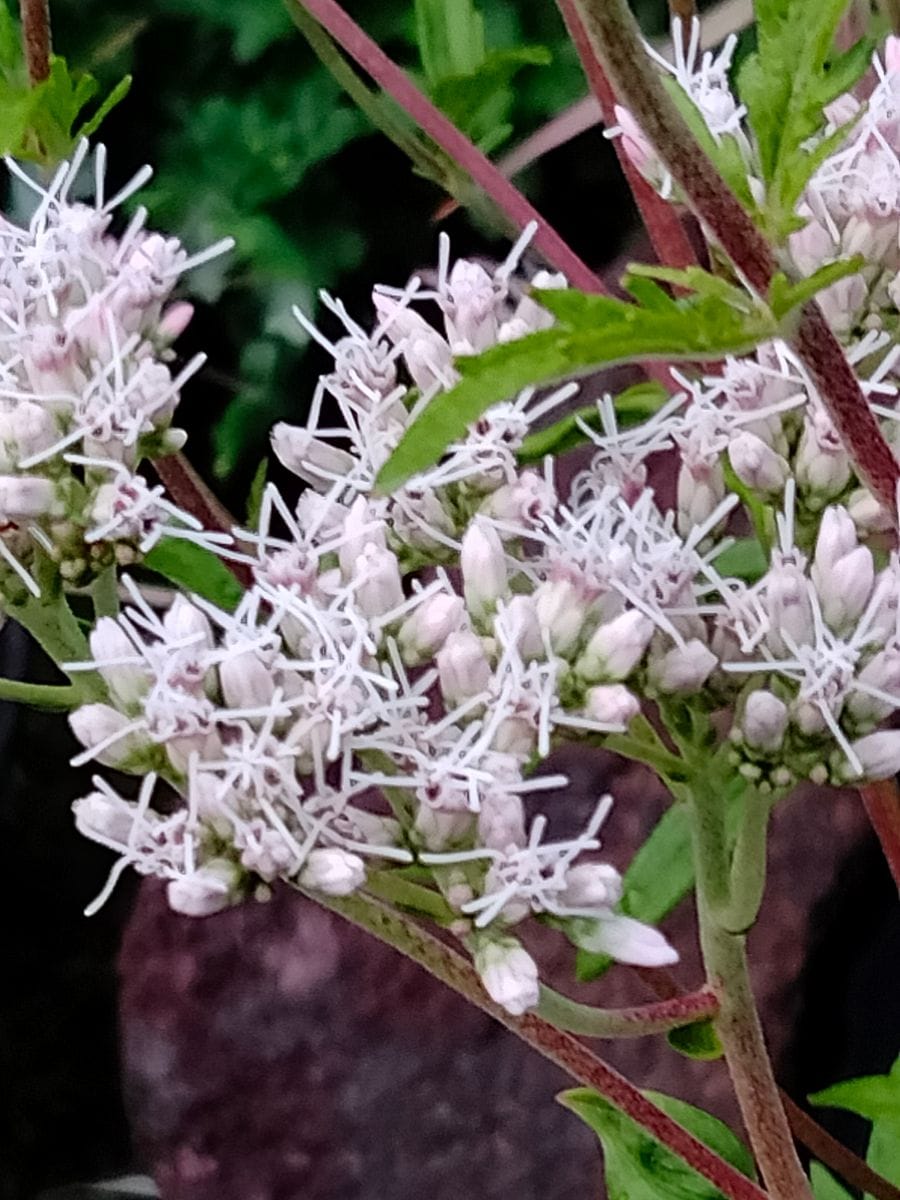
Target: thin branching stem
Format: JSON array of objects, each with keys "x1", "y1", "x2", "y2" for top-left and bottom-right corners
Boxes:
[{"x1": 20, "y1": 0, "x2": 51, "y2": 85}]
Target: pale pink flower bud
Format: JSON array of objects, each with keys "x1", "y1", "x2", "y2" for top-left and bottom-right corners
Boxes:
[
  {"x1": 728, "y1": 432, "x2": 790, "y2": 495},
  {"x1": 813, "y1": 506, "x2": 859, "y2": 580},
  {"x1": 0, "y1": 475, "x2": 54, "y2": 518},
  {"x1": 69, "y1": 703, "x2": 147, "y2": 768},
  {"x1": 414, "y1": 804, "x2": 473, "y2": 851},
  {"x1": 338, "y1": 495, "x2": 386, "y2": 578},
  {"x1": 502, "y1": 596, "x2": 544, "y2": 661},
  {"x1": 477, "y1": 791, "x2": 526, "y2": 851},
  {"x1": 73, "y1": 791, "x2": 134, "y2": 844},
  {"x1": 574, "y1": 912, "x2": 678, "y2": 967},
  {"x1": 847, "y1": 730, "x2": 900, "y2": 780},
  {"x1": 765, "y1": 565, "x2": 815, "y2": 654},
  {"x1": 534, "y1": 578, "x2": 589, "y2": 656},
  {"x1": 795, "y1": 412, "x2": 851, "y2": 500},
  {"x1": 90, "y1": 617, "x2": 147, "y2": 709},
  {"x1": 353, "y1": 544, "x2": 404, "y2": 619},
  {"x1": 585, "y1": 684, "x2": 640, "y2": 726},
  {"x1": 560, "y1": 862, "x2": 623, "y2": 908},
  {"x1": 270, "y1": 423, "x2": 355, "y2": 489},
  {"x1": 817, "y1": 545, "x2": 874, "y2": 631},
  {"x1": 299, "y1": 847, "x2": 366, "y2": 895},
  {"x1": 474, "y1": 938, "x2": 540, "y2": 1015},
  {"x1": 157, "y1": 301, "x2": 194, "y2": 341},
  {"x1": 0, "y1": 401, "x2": 57, "y2": 471},
  {"x1": 480, "y1": 471, "x2": 554, "y2": 526},
  {"x1": 219, "y1": 650, "x2": 276, "y2": 710},
  {"x1": 847, "y1": 488, "x2": 893, "y2": 533},
  {"x1": 493, "y1": 716, "x2": 537, "y2": 757},
  {"x1": 373, "y1": 293, "x2": 457, "y2": 393},
  {"x1": 742, "y1": 689, "x2": 789, "y2": 752},
  {"x1": 437, "y1": 629, "x2": 492, "y2": 707},
  {"x1": 613, "y1": 105, "x2": 657, "y2": 178},
  {"x1": 461, "y1": 518, "x2": 508, "y2": 620},
  {"x1": 886, "y1": 35, "x2": 900, "y2": 73},
  {"x1": 648, "y1": 638, "x2": 718, "y2": 694},
  {"x1": 789, "y1": 215, "x2": 836, "y2": 276},
  {"x1": 677, "y1": 459, "x2": 725, "y2": 536},
  {"x1": 500, "y1": 271, "x2": 565, "y2": 339},
  {"x1": 398, "y1": 592, "x2": 465, "y2": 665},
  {"x1": 577, "y1": 610, "x2": 654, "y2": 682},
  {"x1": 816, "y1": 274, "x2": 866, "y2": 336},
  {"x1": 167, "y1": 860, "x2": 241, "y2": 917},
  {"x1": 847, "y1": 647, "x2": 900, "y2": 725},
  {"x1": 443, "y1": 259, "x2": 499, "y2": 353}
]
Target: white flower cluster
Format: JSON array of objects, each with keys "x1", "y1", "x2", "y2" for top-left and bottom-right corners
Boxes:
[
  {"x1": 614, "y1": 23, "x2": 900, "y2": 532},
  {"x1": 0, "y1": 141, "x2": 232, "y2": 596}
]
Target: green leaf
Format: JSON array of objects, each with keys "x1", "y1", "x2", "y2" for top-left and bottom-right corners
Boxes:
[
  {"x1": 431, "y1": 46, "x2": 551, "y2": 150},
  {"x1": 768, "y1": 257, "x2": 866, "y2": 319},
  {"x1": 245, "y1": 457, "x2": 269, "y2": 530},
  {"x1": 516, "y1": 380, "x2": 668, "y2": 464},
  {"x1": 0, "y1": 0, "x2": 20, "y2": 74},
  {"x1": 737, "y1": 0, "x2": 872, "y2": 238},
  {"x1": 559, "y1": 1087, "x2": 756, "y2": 1199},
  {"x1": 810, "y1": 1163, "x2": 854, "y2": 1200},
  {"x1": 713, "y1": 538, "x2": 768, "y2": 583},
  {"x1": 375, "y1": 280, "x2": 777, "y2": 492},
  {"x1": 811, "y1": 1056, "x2": 900, "y2": 1198},
  {"x1": 667, "y1": 1019, "x2": 724, "y2": 1062},
  {"x1": 143, "y1": 538, "x2": 244, "y2": 611},
  {"x1": 415, "y1": 0, "x2": 486, "y2": 84},
  {"x1": 75, "y1": 73, "x2": 132, "y2": 141}
]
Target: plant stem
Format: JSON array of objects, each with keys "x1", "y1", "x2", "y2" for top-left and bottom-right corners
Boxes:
[
  {"x1": 20, "y1": 0, "x2": 51, "y2": 85},
  {"x1": 859, "y1": 778, "x2": 900, "y2": 890},
  {"x1": 557, "y1": 0, "x2": 698, "y2": 272},
  {"x1": 720, "y1": 787, "x2": 774, "y2": 934},
  {"x1": 574, "y1": 0, "x2": 900, "y2": 518},
  {"x1": 690, "y1": 774, "x2": 812, "y2": 1200},
  {"x1": 5, "y1": 588, "x2": 106, "y2": 703},
  {"x1": 288, "y1": 0, "x2": 606, "y2": 295},
  {"x1": 537, "y1": 982, "x2": 719, "y2": 1037},
  {"x1": 880, "y1": 0, "x2": 900, "y2": 35},
  {"x1": 0, "y1": 677, "x2": 79, "y2": 709},
  {"x1": 305, "y1": 886, "x2": 769, "y2": 1200}
]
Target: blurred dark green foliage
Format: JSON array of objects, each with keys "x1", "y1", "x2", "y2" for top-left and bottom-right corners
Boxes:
[{"x1": 21, "y1": 0, "x2": 670, "y2": 489}]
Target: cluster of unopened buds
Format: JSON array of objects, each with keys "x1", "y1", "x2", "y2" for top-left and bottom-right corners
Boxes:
[
  {"x1": 0, "y1": 140, "x2": 232, "y2": 598},
  {"x1": 12, "y1": 31, "x2": 900, "y2": 1017}
]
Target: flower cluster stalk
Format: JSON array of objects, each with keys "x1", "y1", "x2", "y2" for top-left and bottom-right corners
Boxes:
[
  {"x1": 21, "y1": 0, "x2": 51, "y2": 85},
  {"x1": 572, "y1": 0, "x2": 900, "y2": 519},
  {"x1": 307, "y1": 886, "x2": 769, "y2": 1200}
]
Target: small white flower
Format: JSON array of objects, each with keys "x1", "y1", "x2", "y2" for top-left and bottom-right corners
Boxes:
[
  {"x1": 437, "y1": 630, "x2": 492, "y2": 707},
  {"x1": 584, "y1": 684, "x2": 640, "y2": 726},
  {"x1": 576, "y1": 610, "x2": 654, "y2": 682},
  {"x1": 846, "y1": 730, "x2": 900, "y2": 780},
  {"x1": 298, "y1": 847, "x2": 367, "y2": 895},
  {"x1": 728, "y1": 431, "x2": 790, "y2": 495},
  {"x1": 648, "y1": 638, "x2": 718, "y2": 695},
  {"x1": 474, "y1": 938, "x2": 540, "y2": 1016},
  {"x1": 398, "y1": 591, "x2": 465, "y2": 665},
  {"x1": 741, "y1": 689, "x2": 789, "y2": 753},
  {"x1": 167, "y1": 860, "x2": 241, "y2": 917},
  {"x1": 461, "y1": 518, "x2": 509, "y2": 620}
]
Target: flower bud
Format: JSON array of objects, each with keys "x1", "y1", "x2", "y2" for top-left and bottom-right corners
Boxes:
[
  {"x1": 414, "y1": 804, "x2": 473, "y2": 851},
  {"x1": 846, "y1": 647, "x2": 900, "y2": 726},
  {"x1": 90, "y1": 617, "x2": 148, "y2": 710},
  {"x1": 0, "y1": 401, "x2": 58, "y2": 471},
  {"x1": 398, "y1": 591, "x2": 465, "y2": 665},
  {"x1": 69, "y1": 703, "x2": 148, "y2": 768},
  {"x1": 167, "y1": 859, "x2": 241, "y2": 917},
  {"x1": 73, "y1": 791, "x2": 135, "y2": 844},
  {"x1": 338, "y1": 495, "x2": 386, "y2": 578},
  {"x1": 816, "y1": 274, "x2": 867, "y2": 336},
  {"x1": 584, "y1": 684, "x2": 640, "y2": 726},
  {"x1": 647, "y1": 639, "x2": 717, "y2": 694},
  {"x1": 219, "y1": 649, "x2": 276, "y2": 710},
  {"x1": 559, "y1": 862, "x2": 623, "y2": 909},
  {"x1": 474, "y1": 938, "x2": 540, "y2": 1016},
  {"x1": 0, "y1": 475, "x2": 55, "y2": 518},
  {"x1": 353, "y1": 544, "x2": 404, "y2": 619},
  {"x1": 847, "y1": 487, "x2": 893, "y2": 534},
  {"x1": 795, "y1": 411, "x2": 851, "y2": 502},
  {"x1": 157, "y1": 301, "x2": 194, "y2": 342},
  {"x1": 270, "y1": 423, "x2": 355, "y2": 490},
  {"x1": 741, "y1": 689, "x2": 789, "y2": 752},
  {"x1": 534, "y1": 578, "x2": 589, "y2": 656},
  {"x1": 373, "y1": 293, "x2": 456, "y2": 393},
  {"x1": 461, "y1": 518, "x2": 508, "y2": 620},
  {"x1": 813, "y1": 506, "x2": 859, "y2": 581},
  {"x1": 788, "y1": 215, "x2": 836, "y2": 276},
  {"x1": 764, "y1": 565, "x2": 815, "y2": 654},
  {"x1": 576, "y1": 610, "x2": 654, "y2": 683},
  {"x1": 298, "y1": 847, "x2": 366, "y2": 895},
  {"x1": 501, "y1": 595, "x2": 545, "y2": 661},
  {"x1": 728, "y1": 432, "x2": 790, "y2": 495},
  {"x1": 817, "y1": 545, "x2": 874, "y2": 631},
  {"x1": 477, "y1": 791, "x2": 526, "y2": 851},
  {"x1": 442, "y1": 259, "x2": 499, "y2": 353},
  {"x1": 677, "y1": 460, "x2": 725, "y2": 537},
  {"x1": 846, "y1": 730, "x2": 900, "y2": 780},
  {"x1": 572, "y1": 911, "x2": 678, "y2": 967},
  {"x1": 437, "y1": 630, "x2": 492, "y2": 707}
]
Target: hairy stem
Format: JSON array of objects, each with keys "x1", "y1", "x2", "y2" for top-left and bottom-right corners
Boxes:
[
  {"x1": 537, "y1": 982, "x2": 719, "y2": 1037},
  {"x1": 306, "y1": 886, "x2": 769, "y2": 1200},
  {"x1": 289, "y1": 0, "x2": 606, "y2": 294},
  {"x1": 690, "y1": 775, "x2": 812, "y2": 1200},
  {"x1": 557, "y1": 0, "x2": 698, "y2": 272},
  {"x1": 859, "y1": 778, "x2": 900, "y2": 890},
  {"x1": 20, "y1": 0, "x2": 51, "y2": 85},
  {"x1": 574, "y1": 0, "x2": 900, "y2": 517}
]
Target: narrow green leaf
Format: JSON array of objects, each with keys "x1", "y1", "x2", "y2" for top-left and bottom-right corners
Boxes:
[
  {"x1": 375, "y1": 284, "x2": 776, "y2": 492},
  {"x1": 713, "y1": 538, "x2": 768, "y2": 583},
  {"x1": 667, "y1": 1019, "x2": 724, "y2": 1062},
  {"x1": 245, "y1": 457, "x2": 269, "y2": 530},
  {"x1": 143, "y1": 538, "x2": 244, "y2": 611},
  {"x1": 768, "y1": 256, "x2": 866, "y2": 319},
  {"x1": 75, "y1": 74, "x2": 133, "y2": 141},
  {"x1": 415, "y1": 0, "x2": 486, "y2": 85},
  {"x1": 810, "y1": 1163, "x2": 854, "y2": 1200},
  {"x1": 811, "y1": 1056, "x2": 900, "y2": 1197},
  {"x1": 559, "y1": 1087, "x2": 756, "y2": 1199}
]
